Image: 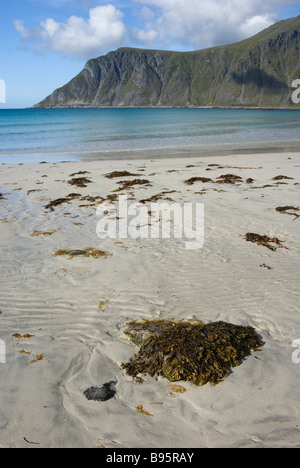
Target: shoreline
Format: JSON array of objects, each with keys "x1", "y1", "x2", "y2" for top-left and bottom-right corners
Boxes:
[
  {"x1": 1, "y1": 151, "x2": 300, "y2": 448},
  {"x1": 2, "y1": 147, "x2": 300, "y2": 166},
  {"x1": 2, "y1": 105, "x2": 300, "y2": 111},
  {"x1": 29, "y1": 105, "x2": 300, "y2": 110}
]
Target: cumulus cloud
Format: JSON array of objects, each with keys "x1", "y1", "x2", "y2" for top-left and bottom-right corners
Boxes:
[
  {"x1": 13, "y1": 0, "x2": 299, "y2": 59},
  {"x1": 132, "y1": 27, "x2": 158, "y2": 43},
  {"x1": 132, "y1": 0, "x2": 298, "y2": 49},
  {"x1": 13, "y1": 4, "x2": 126, "y2": 60}
]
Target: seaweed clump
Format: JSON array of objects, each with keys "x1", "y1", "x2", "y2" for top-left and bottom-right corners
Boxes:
[
  {"x1": 244, "y1": 233, "x2": 287, "y2": 251},
  {"x1": 140, "y1": 191, "x2": 176, "y2": 204},
  {"x1": 69, "y1": 171, "x2": 90, "y2": 177},
  {"x1": 45, "y1": 193, "x2": 81, "y2": 211},
  {"x1": 104, "y1": 171, "x2": 141, "y2": 179},
  {"x1": 53, "y1": 247, "x2": 110, "y2": 259},
  {"x1": 30, "y1": 230, "x2": 56, "y2": 237},
  {"x1": 272, "y1": 175, "x2": 294, "y2": 181},
  {"x1": 184, "y1": 177, "x2": 213, "y2": 185},
  {"x1": 276, "y1": 206, "x2": 299, "y2": 219},
  {"x1": 117, "y1": 179, "x2": 152, "y2": 191},
  {"x1": 216, "y1": 174, "x2": 243, "y2": 184},
  {"x1": 121, "y1": 319, "x2": 264, "y2": 387},
  {"x1": 68, "y1": 177, "x2": 92, "y2": 188}
]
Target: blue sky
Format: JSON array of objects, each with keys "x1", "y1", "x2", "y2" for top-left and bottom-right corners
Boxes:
[{"x1": 1, "y1": 0, "x2": 299, "y2": 108}]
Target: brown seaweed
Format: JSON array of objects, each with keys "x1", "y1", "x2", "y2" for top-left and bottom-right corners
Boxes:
[
  {"x1": 79, "y1": 195, "x2": 105, "y2": 207},
  {"x1": 45, "y1": 193, "x2": 81, "y2": 210},
  {"x1": 276, "y1": 206, "x2": 299, "y2": 219},
  {"x1": 53, "y1": 247, "x2": 110, "y2": 259},
  {"x1": 216, "y1": 174, "x2": 243, "y2": 184},
  {"x1": 67, "y1": 193, "x2": 82, "y2": 198},
  {"x1": 30, "y1": 230, "x2": 57, "y2": 237},
  {"x1": 80, "y1": 195, "x2": 104, "y2": 203},
  {"x1": 45, "y1": 197, "x2": 71, "y2": 210},
  {"x1": 106, "y1": 194, "x2": 119, "y2": 203},
  {"x1": 184, "y1": 177, "x2": 213, "y2": 185},
  {"x1": 121, "y1": 319, "x2": 264, "y2": 387},
  {"x1": 260, "y1": 263, "x2": 273, "y2": 270},
  {"x1": 27, "y1": 189, "x2": 42, "y2": 195},
  {"x1": 136, "y1": 404, "x2": 153, "y2": 417},
  {"x1": 140, "y1": 191, "x2": 176, "y2": 204},
  {"x1": 272, "y1": 175, "x2": 294, "y2": 181},
  {"x1": 68, "y1": 177, "x2": 92, "y2": 188},
  {"x1": 30, "y1": 354, "x2": 44, "y2": 364},
  {"x1": 69, "y1": 171, "x2": 90, "y2": 177},
  {"x1": 18, "y1": 350, "x2": 31, "y2": 355},
  {"x1": 244, "y1": 232, "x2": 287, "y2": 251},
  {"x1": 117, "y1": 179, "x2": 151, "y2": 190},
  {"x1": 104, "y1": 171, "x2": 141, "y2": 179},
  {"x1": 12, "y1": 333, "x2": 34, "y2": 339},
  {"x1": 169, "y1": 384, "x2": 187, "y2": 395}
]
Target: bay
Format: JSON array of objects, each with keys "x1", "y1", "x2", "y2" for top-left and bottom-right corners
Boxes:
[{"x1": 0, "y1": 108, "x2": 300, "y2": 164}]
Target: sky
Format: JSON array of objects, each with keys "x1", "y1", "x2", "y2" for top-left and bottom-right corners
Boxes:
[{"x1": 1, "y1": 0, "x2": 299, "y2": 108}]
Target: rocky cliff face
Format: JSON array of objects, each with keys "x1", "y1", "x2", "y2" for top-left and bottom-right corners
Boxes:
[{"x1": 35, "y1": 15, "x2": 300, "y2": 108}]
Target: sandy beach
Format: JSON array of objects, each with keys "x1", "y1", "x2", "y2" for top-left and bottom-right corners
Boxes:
[{"x1": 0, "y1": 151, "x2": 300, "y2": 448}]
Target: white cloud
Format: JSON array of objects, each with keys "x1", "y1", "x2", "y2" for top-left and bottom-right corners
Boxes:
[
  {"x1": 13, "y1": 4, "x2": 127, "y2": 60},
  {"x1": 139, "y1": 6, "x2": 156, "y2": 21},
  {"x1": 132, "y1": 27, "x2": 158, "y2": 43},
  {"x1": 14, "y1": 0, "x2": 299, "y2": 59},
  {"x1": 132, "y1": 0, "x2": 298, "y2": 49}
]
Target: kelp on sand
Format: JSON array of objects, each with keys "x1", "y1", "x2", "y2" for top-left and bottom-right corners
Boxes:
[
  {"x1": 244, "y1": 233, "x2": 287, "y2": 251},
  {"x1": 276, "y1": 206, "x2": 299, "y2": 219},
  {"x1": 53, "y1": 247, "x2": 110, "y2": 259},
  {"x1": 121, "y1": 319, "x2": 264, "y2": 387}
]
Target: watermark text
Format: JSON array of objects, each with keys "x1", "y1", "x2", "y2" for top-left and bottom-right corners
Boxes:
[
  {"x1": 292, "y1": 339, "x2": 300, "y2": 364},
  {"x1": 0, "y1": 339, "x2": 6, "y2": 364},
  {"x1": 0, "y1": 79, "x2": 6, "y2": 104},
  {"x1": 96, "y1": 196, "x2": 204, "y2": 250},
  {"x1": 291, "y1": 79, "x2": 300, "y2": 104}
]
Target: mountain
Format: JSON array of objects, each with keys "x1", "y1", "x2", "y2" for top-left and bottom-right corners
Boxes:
[{"x1": 35, "y1": 15, "x2": 300, "y2": 108}]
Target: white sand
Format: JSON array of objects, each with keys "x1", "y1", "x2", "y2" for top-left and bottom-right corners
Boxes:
[{"x1": 0, "y1": 152, "x2": 300, "y2": 448}]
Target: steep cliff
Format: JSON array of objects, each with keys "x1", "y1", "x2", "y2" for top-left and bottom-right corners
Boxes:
[{"x1": 35, "y1": 15, "x2": 300, "y2": 108}]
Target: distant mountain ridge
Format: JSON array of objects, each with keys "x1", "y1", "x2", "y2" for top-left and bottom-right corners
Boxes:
[{"x1": 35, "y1": 15, "x2": 300, "y2": 108}]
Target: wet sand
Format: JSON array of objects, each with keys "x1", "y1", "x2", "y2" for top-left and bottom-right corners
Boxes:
[{"x1": 0, "y1": 152, "x2": 300, "y2": 448}]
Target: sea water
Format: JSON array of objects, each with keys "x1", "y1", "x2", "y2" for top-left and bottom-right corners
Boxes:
[{"x1": 0, "y1": 108, "x2": 300, "y2": 164}]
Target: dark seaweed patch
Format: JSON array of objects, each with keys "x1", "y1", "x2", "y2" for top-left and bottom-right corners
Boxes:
[
  {"x1": 184, "y1": 177, "x2": 213, "y2": 185},
  {"x1": 104, "y1": 171, "x2": 141, "y2": 179},
  {"x1": 272, "y1": 175, "x2": 294, "y2": 181},
  {"x1": 116, "y1": 179, "x2": 152, "y2": 191},
  {"x1": 216, "y1": 174, "x2": 243, "y2": 184},
  {"x1": 68, "y1": 177, "x2": 92, "y2": 188},
  {"x1": 53, "y1": 247, "x2": 110, "y2": 259},
  {"x1": 244, "y1": 232, "x2": 287, "y2": 251},
  {"x1": 276, "y1": 206, "x2": 299, "y2": 219},
  {"x1": 121, "y1": 319, "x2": 264, "y2": 387},
  {"x1": 69, "y1": 171, "x2": 91, "y2": 177},
  {"x1": 45, "y1": 193, "x2": 81, "y2": 210}
]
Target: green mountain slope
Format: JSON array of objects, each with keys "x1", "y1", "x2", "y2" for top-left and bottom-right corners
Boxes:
[{"x1": 35, "y1": 15, "x2": 300, "y2": 108}]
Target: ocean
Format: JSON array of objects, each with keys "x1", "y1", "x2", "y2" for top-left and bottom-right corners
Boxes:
[{"x1": 1, "y1": 108, "x2": 300, "y2": 164}]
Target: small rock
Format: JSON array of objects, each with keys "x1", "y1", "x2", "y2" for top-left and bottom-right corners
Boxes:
[{"x1": 83, "y1": 381, "x2": 116, "y2": 402}]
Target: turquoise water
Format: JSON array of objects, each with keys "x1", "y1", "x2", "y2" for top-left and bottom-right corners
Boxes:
[{"x1": 0, "y1": 108, "x2": 300, "y2": 164}]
